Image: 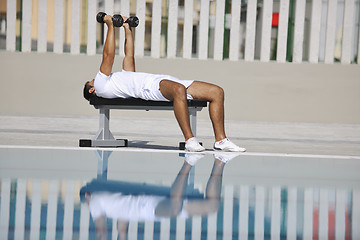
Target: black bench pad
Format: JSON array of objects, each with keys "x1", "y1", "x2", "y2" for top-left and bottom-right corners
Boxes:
[{"x1": 89, "y1": 96, "x2": 208, "y2": 107}]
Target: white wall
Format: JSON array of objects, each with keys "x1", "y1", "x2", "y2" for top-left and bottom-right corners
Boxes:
[{"x1": 0, "y1": 51, "x2": 359, "y2": 124}]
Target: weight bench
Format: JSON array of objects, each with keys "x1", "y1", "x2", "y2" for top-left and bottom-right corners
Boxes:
[{"x1": 79, "y1": 96, "x2": 207, "y2": 149}]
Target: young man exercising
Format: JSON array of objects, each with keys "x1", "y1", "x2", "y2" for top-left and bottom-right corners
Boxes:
[{"x1": 83, "y1": 14, "x2": 245, "y2": 152}]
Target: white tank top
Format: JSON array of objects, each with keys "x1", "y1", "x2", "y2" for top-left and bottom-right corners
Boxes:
[{"x1": 94, "y1": 70, "x2": 180, "y2": 99}]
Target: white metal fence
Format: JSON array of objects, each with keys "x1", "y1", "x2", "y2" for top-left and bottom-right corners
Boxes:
[{"x1": 2, "y1": 0, "x2": 360, "y2": 64}]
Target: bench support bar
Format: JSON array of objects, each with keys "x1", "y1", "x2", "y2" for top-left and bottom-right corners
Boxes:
[
  {"x1": 90, "y1": 108, "x2": 128, "y2": 147},
  {"x1": 95, "y1": 108, "x2": 114, "y2": 141},
  {"x1": 80, "y1": 104, "x2": 204, "y2": 148}
]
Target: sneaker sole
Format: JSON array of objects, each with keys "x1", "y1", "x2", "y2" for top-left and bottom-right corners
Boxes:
[{"x1": 213, "y1": 147, "x2": 246, "y2": 152}]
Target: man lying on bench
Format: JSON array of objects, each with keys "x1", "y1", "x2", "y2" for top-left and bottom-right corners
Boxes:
[{"x1": 83, "y1": 14, "x2": 245, "y2": 152}]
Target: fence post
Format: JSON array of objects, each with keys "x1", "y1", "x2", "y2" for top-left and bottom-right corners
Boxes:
[
  {"x1": 335, "y1": 189, "x2": 346, "y2": 240},
  {"x1": 239, "y1": 185, "x2": 249, "y2": 239},
  {"x1": 244, "y1": 0, "x2": 257, "y2": 61},
  {"x1": 260, "y1": 0, "x2": 273, "y2": 62},
  {"x1": 54, "y1": 0, "x2": 64, "y2": 53},
  {"x1": 229, "y1": 0, "x2": 241, "y2": 61},
  {"x1": 353, "y1": 190, "x2": 360, "y2": 238},
  {"x1": 255, "y1": 186, "x2": 265, "y2": 239},
  {"x1": 308, "y1": 0, "x2": 322, "y2": 63},
  {"x1": 270, "y1": 186, "x2": 281, "y2": 239},
  {"x1": 21, "y1": 0, "x2": 32, "y2": 52},
  {"x1": 151, "y1": 0, "x2": 162, "y2": 58},
  {"x1": 103, "y1": 0, "x2": 114, "y2": 45},
  {"x1": 45, "y1": 180, "x2": 59, "y2": 239},
  {"x1": 324, "y1": 0, "x2": 338, "y2": 64},
  {"x1": 198, "y1": 0, "x2": 210, "y2": 60},
  {"x1": 63, "y1": 181, "x2": 75, "y2": 240},
  {"x1": 276, "y1": 0, "x2": 289, "y2": 63},
  {"x1": 70, "y1": 0, "x2": 80, "y2": 54},
  {"x1": 183, "y1": 0, "x2": 194, "y2": 59},
  {"x1": 292, "y1": 0, "x2": 306, "y2": 63},
  {"x1": 303, "y1": 188, "x2": 314, "y2": 239},
  {"x1": 213, "y1": 0, "x2": 225, "y2": 60},
  {"x1": 87, "y1": 0, "x2": 96, "y2": 55},
  {"x1": 6, "y1": 0, "x2": 16, "y2": 51},
  {"x1": 0, "y1": 179, "x2": 11, "y2": 240},
  {"x1": 286, "y1": 187, "x2": 297, "y2": 240},
  {"x1": 14, "y1": 179, "x2": 27, "y2": 239},
  {"x1": 167, "y1": 0, "x2": 179, "y2": 58},
  {"x1": 135, "y1": 0, "x2": 146, "y2": 57},
  {"x1": 29, "y1": 180, "x2": 42, "y2": 240},
  {"x1": 37, "y1": 0, "x2": 48, "y2": 53},
  {"x1": 341, "y1": 0, "x2": 355, "y2": 64}
]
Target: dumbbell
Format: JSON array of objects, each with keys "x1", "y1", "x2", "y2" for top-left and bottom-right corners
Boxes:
[
  {"x1": 125, "y1": 16, "x2": 139, "y2": 28},
  {"x1": 96, "y1": 12, "x2": 139, "y2": 27},
  {"x1": 96, "y1": 12, "x2": 123, "y2": 27}
]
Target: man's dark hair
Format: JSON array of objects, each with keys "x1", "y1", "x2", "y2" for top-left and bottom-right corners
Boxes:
[
  {"x1": 79, "y1": 186, "x2": 88, "y2": 203},
  {"x1": 83, "y1": 81, "x2": 94, "y2": 101}
]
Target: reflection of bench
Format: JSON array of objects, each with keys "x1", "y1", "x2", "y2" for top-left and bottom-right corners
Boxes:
[
  {"x1": 80, "y1": 178, "x2": 204, "y2": 200},
  {"x1": 79, "y1": 96, "x2": 208, "y2": 148}
]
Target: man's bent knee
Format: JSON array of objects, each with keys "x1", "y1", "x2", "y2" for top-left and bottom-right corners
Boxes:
[
  {"x1": 160, "y1": 80, "x2": 187, "y2": 101},
  {"x1": 210, "y1": 86, "x2": 224, "y2": 101},
  {"x1": 173, "y1": 84, "x2": 187, "y2": 98}
]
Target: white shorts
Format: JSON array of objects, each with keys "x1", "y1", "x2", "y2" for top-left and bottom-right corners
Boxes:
[{"x1": 142, "y1": 77, "x2": 194, "y2": 102}]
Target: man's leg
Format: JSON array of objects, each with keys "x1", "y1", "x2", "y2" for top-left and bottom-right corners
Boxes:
[
  {"x1": 159, "y1": 80, "x2": 194, "y2": 141},
  {"x1": 155, "y1": 160, "x2": 192, "y2": 217},
  {"x1": 160, "y1": 80, "x2": 244, "y2": 152},
  {"x1": 188, "y1": 81, "x2": 246, "y2": 152},
  {"x1": 180, "y1": 156, "x2": 224, "y2": 215},
  {"x1": 187, "y1": 81, "x2": 226, "y2": 142}
]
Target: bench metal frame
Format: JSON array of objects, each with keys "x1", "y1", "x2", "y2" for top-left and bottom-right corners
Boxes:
[{"x1": 83, "y1": 103, "x2": 205, "y2": 148}]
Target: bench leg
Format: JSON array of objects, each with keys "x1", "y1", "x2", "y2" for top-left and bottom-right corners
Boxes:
[
  {"x1": 95, "y1": 150, "x2": 112, "y2": 180},
  {"x1": 94, "y1": 108, "x2": 114, "y2": 140},
  {"x1": 83, "y1": 108, "x2": 128, "y2": 147}
]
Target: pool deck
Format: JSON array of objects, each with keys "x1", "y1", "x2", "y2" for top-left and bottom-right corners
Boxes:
[{"x1": 0, "y1": 114, "x2": 359, "y2": 157}]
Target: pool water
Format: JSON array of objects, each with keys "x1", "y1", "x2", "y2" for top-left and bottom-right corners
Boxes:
[{"x1": 0, "y1": 147, "x2": 359, "y2": 239}]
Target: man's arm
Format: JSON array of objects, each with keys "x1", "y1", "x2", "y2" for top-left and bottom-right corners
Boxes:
[
  {"x1": 122, "y1": 18, "x2": 135, "y2": 72},
  {"x1": 100, "y1": 15, "x2": 116, "y2": 76}
]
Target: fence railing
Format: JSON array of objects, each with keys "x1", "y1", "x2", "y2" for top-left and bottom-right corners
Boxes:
[{"x1": 3, "y1": 0, "x2": 360, "y2": 64}]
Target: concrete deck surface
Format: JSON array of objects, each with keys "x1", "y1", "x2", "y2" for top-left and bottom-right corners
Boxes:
[{"x1": 0, "y1": 115, "x2": 359, "y2": 157}]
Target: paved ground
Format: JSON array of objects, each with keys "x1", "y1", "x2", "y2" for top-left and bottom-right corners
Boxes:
[{"x1": 0, "y1": 114, "x2": 359, "y2": 157}]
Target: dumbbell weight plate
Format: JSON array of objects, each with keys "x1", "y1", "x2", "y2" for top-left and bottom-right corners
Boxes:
[
  {"x1": 96, "y1": 12, "x2": 106, "y2": 23},
  {"x1": 126, "y1": 16, "x2": 139, "y2": 27},
  {"x1": 112, "y1": 14, "x2": 123, "y2": 27}
]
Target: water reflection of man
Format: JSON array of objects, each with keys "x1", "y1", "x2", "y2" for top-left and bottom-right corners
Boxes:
[{"x1": 80, "y1": 153, "x2": 238, "y2": 240}]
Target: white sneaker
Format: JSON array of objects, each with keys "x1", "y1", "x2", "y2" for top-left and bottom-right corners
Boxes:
[
  {"x1": 185, "y1": 137, "x2": 205, "y2": 152},
  {"x1": 184, "y1": 153, "x2": 205, "y2": 166},
  {"x1": 213, "y1": 138, "x2": 246, "y2": 152},
  {"x1": 214, "y1": 152, "x2": 240, "y2": 163}
]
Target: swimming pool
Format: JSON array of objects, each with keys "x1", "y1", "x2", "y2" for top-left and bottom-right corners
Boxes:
[{"x1": 0, "y1": 146, "x2": 359, "y2": 239}]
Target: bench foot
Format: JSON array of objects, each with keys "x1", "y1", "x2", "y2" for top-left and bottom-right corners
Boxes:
[
  {"x1": 179, "y1": 141, "x2": 203, "y2": 150},
  {"x1": 79, "y1": 139, "x2": 128, "y2": 148}
]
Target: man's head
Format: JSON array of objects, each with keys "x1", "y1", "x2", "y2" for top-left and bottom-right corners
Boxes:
[
  {"x1": 83, "y1": 79, "x2": 95, "y2": 101},
  {"x1": 79, "y1": 186, "x2": 92, "y2": 204}
]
